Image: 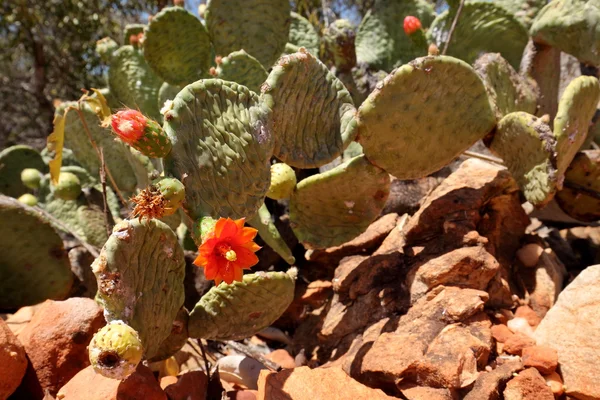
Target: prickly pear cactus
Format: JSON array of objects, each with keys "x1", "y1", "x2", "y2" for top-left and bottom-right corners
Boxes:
[
  {"x1": 428, "y1": 2, "x2": 528, "y2": 69},
  {"x1": 266, "y1": 163, "x2": 296, "y2": 200},
  {"x1": 356, "y1": 55, "x2": 496, "y2": 179},
  {"x1": 18, "y1": 193, "x2": 38, "y2": 206},
  {"x1": 158, "y1": 82, "x2": 182, "y2": 112},
  {"x1": 213, "y1": 50, "x2": 268, "y2": 93},
  {"x1": 144, "y1": 7, "x2": 212, "y2": 86},
  {"x1": 89, "y1": 320, "x2": 144, "y2": 379},
  {"x1": 355, "y1": 0, "x2": 435, "y2": 71},
  {"x1": 289, "y1": 12, "x2": 320, "y2": 56},
  {"x1": 163, "y1": 79, "x2": 273, "y2": 220},
  {"x1": 148, "y1": 307, "x2": 189, "y2": 362},
  {"x1": 261, "y1": 49, "x2": 358, "y2": 169},
  {"x1": 495, "y1": 0, "x2": 547, "y2": 28},
  {"x1": 52, "y1": 171, "x2": 82, "y2": 201},
  {"x1": 96, "y1": 37, "x2": 118, "y2": 63},
  {"x1": 206, "y1": 0, "x2": 291, "y2": 68},
  {"x1": 92, "y1": 218, "x2": 186, "y2": 359},
  {"x1": 323, "y1": 19, "x2": 357, "y2": 72},
  {"x1": 0, "y1": 145, "x2": 46, "y2": 198},
  {"x1": 123, "y1": 23, "x2": 145, "y2": 42},
  {"x1": 247, "y1": 203, "x2": 295, "y2": 265},
  {"x1": 0, "y1": 195, "x2": 73, "y2": 309},
  {"x1": 188, "y1": 269, "x2": 296, "y2": 340},
  {"x1": 530, "y1": 0, "x2": 600, "y2": 66},
  {"x1": 556, "y1": 150, "x2": 600, "y2": 222},
  {"x1": 289, "y1": 155, "x2": 390, "y2": 249},
  {"x1": 474, "y1": 53, "x2": 538, "y2": 120}
]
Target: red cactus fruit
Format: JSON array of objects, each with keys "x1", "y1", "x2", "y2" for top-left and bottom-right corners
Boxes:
[{"x1": 403, "y1": 16, "x2": 422, "y2": 35}]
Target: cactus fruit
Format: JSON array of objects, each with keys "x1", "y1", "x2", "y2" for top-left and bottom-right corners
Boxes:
[
  {"x1": 92, "y1": 218, "x2": 186, "y2": 359},
  {"x1": 96, "y1": 37, "x2": 118, "y2": 63},
  {"x1": 289, "y1": 155, "x2": 390, "y2": 249},
  {"x1": 261, "y1": 49, "x2": 358, "y2": 169},
  {"x1": 89, "y1": 320, "x2": 144, "y2": 380},
  {"x1": 355, "y1": 0, "x2": 435, "y2": 71},
  {"x1": 17, "y1": 193, "x2": 38, "y2": 206},
  {"x1": 213, "y1": 50, "x2": 268, "y2": 93},
  {"x1": 52, "y1": 171, "x2": 82, "y2": 201},
  {"x1": 123, "y1": 23, "x2": 145, "y2": 44},
  {"x1": 288, "y1": 12, "x2": 320, "y2": 56},
  {"x1": 247, "y1": 203, "x2": 295, "y2": 265},
  {"x1": 0, "y1": 195, "x2": 73, "y2": 309},
  {"x1": 130, "y1": 177, "x2": 185, "y2": 221},
  {"x1": 323, "y1": 19, "x2": 357, "y2": 72},
  {"x1": 556, "y1": 150, "x2": 600, "y2": 222},
  {"x1": 21, "y1": 168, "x2": 43, "y2": 190},
  {"x1": 188, "y1": 269, "x2": 296, "y2": 340},
  {"x1": 266, "y1": 163, "x2": 296, "y2": 200},
  {"x1": 111, "y1": 109, "x2": 172, "y2": 158},
  {"x1": 205, "y1": 0, "x2": 291, "y2": 68},
  {"x1": 0, "y1": 145, "x2": 46, "y2": 198},
  {"x1": 356, "y1": 55, "x2": 496, "y2": 180},
  {"x1": 403, "y1": 16, "x2": 428, "y2": 55},
  {"x1": 428, "y1": 2, "x2": 528, "y2": 69},
  {"x1": 163, "y1": 79, "x2": 273, "y2": 220},
  {"x1": 144, "y1": 7, "x2": 212, "y2": 86}
]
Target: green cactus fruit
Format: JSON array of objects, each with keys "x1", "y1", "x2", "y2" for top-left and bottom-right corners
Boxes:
[
  {"x1": 17, "y1": 193, "x2": 38, "y2": 206},
  {"x1": 494, "y1": 0, "x2": 547, "y2": 28},
  {"x1": 96, "y1": 37, "x2": 119, "y2": 63},
  {"x1": 247, "y1": 203, "x2": 295, "y2": 265},
  {"x1": 261, "y1": 49, "x2": 357, "y2": 169},
  {"x1": 214, "y1": 50, "x2": 268, "y2": 94},
  {"x1": 556, "y1": 150, "x2": 600, "y2": 222},
  {"x1": 266, "y1": 163, "x2": 296, "y2": 200},
  {"x1": 554, "y1": 76, "x2": 600, "y2": 177},
  {"x1": 92, "y1": 218, "x2": 185, "y2": 359},
  {"x1": 284, "y1": 42, "x2": 301, "y2": 55},
  {"x1": 490, "y1": 111, "x2": 557, "y2": 207},
  {"x1": 289, "y1": 12, "x2": 320, "y2": 56},
  {"x1": 108, "y1": 45, "x2": 163, "y2": 121},
  {"x1": 289, "y1": 155, "x2": 390, "y2": 249},
  {"x1": 137, "y1": 177, "x2": 186, "y2": 219},
  {"x1": 0, "y1": 145, "x2": 46, "y2": 198},
  {"x1": 355, "y1": 0, "x2": 435, "y2": 71},
  {"x1": 89, "y1": 320, "x2": 144, "y2": 380},
  {"x1": 144, "y1": 7, "x2": 212, "y2": 86},
  {"x1": 188, "y1": 269, "x2": 296, "y2": 340},
  {"x1": 111, "y1": 109, "x2": 172, "y2": 158},
  {"x1": 123, "y1": 23, "x2": 145, "y2": 43},
  {"x1": 428, "y1": 2, "x2": 528, "y2": 69},
  {"x1": 356, "y1": 55, "x2": 496, "y2": 179},
  {"x1": 52, "y1": 171, "x2": 82, "y2": 201},
  {"x1": 158, "y1": 82, "x2": 182, "y2": 114},
  {"x1": 0, "y1": 195, "x2": 73, "y2": 309},
  {"x1": 206, "y1": 0, "x2": 291, "y2": 68},
  {"x1": 148, "y1": 307, "x2": 189, "y2": 362},
  {"x1": 163, "y1": 79, "x2": 273, "y2": 220},
  {"x1": 323, "y1": 19, "x2": 357, "y2": 72},
  {"x1": 530, "y1": 0, "x2": 600, "y2": 66},
  {"x1": 474, "y1": 53, "x2": 538, "y2": 121},
  {"x1": 21, "y1": 168, "x2": 43, "y2": 190}
]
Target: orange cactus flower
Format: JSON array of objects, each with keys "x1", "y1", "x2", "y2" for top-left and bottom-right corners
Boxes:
[{"x1": 193, "y1": 218, "x2": 261, "y2": 285}]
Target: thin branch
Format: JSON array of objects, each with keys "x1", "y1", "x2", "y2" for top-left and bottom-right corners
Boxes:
[
  {"x1": 196, "y1": 339, "x2": 212, "y2": 381},
  {"x1": 225, "y1": 340, "x2": 282, "y2": 372},
  {"x1": 442, "y1": 0, "x2": 466, "y2": 55}
]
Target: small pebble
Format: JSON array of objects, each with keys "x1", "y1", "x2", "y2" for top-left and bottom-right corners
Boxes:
[{"x1": 516, "y1": 243, "x2": 543, "y2": 267}]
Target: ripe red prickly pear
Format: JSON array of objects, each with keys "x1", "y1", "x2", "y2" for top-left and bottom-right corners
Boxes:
[
  {"x1": 110, "y1": 109, "x2": 172, "y2": 158},
  {"x1": 403, "y1": 16, "x2": 422, "y2": 36}
]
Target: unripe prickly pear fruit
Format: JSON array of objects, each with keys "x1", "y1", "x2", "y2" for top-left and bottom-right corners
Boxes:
[
  {"x1": 52, "y1": 172, "x2": 81, "y2": 201},
  {"x1": 17, "y1": 193, "x2": 37, "y2": 206},
  {"x1": 130, "y1": 177, "x2": 185, "y2": 220},
  {"x1": 21, "y1": 168, "x2": 42, "y2": 190},
  {"x1": 110, "y1": 109, "x2": 172, "y2": 158},
  {"x1": 266, "y1": 163, "x2": 296, "y2": 200},
  {"x1": 89, "y1": 320, "x2": 143, "y2": 380}
]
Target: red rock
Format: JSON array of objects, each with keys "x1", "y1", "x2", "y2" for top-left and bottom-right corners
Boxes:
[
  {"x1": 228, "y1": 390, "x2": 258, "y2": 400},
  {"x1": 265, "y1": 349, "x2": 296, "y2": 369},
  {"x1": 56, "y1": 365, "x2": 166, "y2": 400},
  {"x1": 519, "y1": 250, "x2": 566, "y2": 318},
  {"x1": 463, "y1": 359, "x2": 523, "y2": 400},
  {"x1": 16, "y1": 298, "x2": 105, "y2": 398},
  {"x1": 516, "y1": 243, "x2": 543, "y2": 267},
  {"x1": 398, "y1": 382, "x2": 457, "y2": 400},
  {"x1": 544, "y1": 371, "x2": 564, "y2": 396},
  {"x1": 161, "y1": 370, "x2": 207, "y2": 400},
  {"x1": 514, "y1": 306, "x2": 542, "y2": 328},
  {"x1": 491, "y1": 324, "x2": 513, "y2": 344},
  {"x1": 503, "y1": 333, "x2": 536, "y2": 356},
  {"x1": 521, "y1": 345, "x2": 558, "y2": 374},
  {"x1": 0, "y1": 318, "x2": 28, "y2": 399},
  {"x1": 503, "y1": 367, "x2": 554, "y2": 400},
  {"x1": 160, "y1": 375, "x2": 178, "y2": 389}
]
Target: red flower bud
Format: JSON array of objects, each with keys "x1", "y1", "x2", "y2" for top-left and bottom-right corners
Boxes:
[
  {"x1": 403, "y1": 16, "x2": 422, "y2": 36},
  {"x1": 111, "y1": 109, "x2": 146, "y2": 145}
]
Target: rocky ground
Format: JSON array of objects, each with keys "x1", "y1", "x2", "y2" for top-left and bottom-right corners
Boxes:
[{"x1": 1, "y1": 158, "x2": 599, "y2": 400}]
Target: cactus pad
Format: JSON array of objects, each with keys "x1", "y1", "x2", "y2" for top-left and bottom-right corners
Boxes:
[
  {"x1": 323, "y1": 19, "x2": 357, "y2": 72},
  {"x1": 96, "y1": 37, "x2": 118, "y2": 63},
  {"x1": 556, "y1": 150, "x2": 600, "y2": 222},
  {"x1": 214, "y1": 50, "x2": 268, "y2": 93},
  {"x1": 428, "y1": 2, "x2": 528, "y2": 69},
  {"x1": 92, "y1": 218, "x2": 186, "y2": 359},
  {"x1": 494, "y1": 0, "x2": 547, "y2": 28},
  {"x1": 289, "y1": 155, "x2": 390, "y2": 249},
  {"x1": 355, "y1": 0, "x2": 435, "y2": 71},
  {"x1": 123, "y1": 24, "x2": 145, "y2": 42},
  {"x1": 148, "y1": 307, "x2": 189, "y2": 362},
  {"x1": 289, "y1": 12, "x2": 320, "y2": 56},
  {"x1": 188, "y1": 269, "x2": 296, "y2": 340},
  {"x1": 247, "y1": 203, "x2": 295, "y2": 265},
  {"x1": 158, "y1": 82, "x2": 182, "y2": 113},
  {"x1": 0, "y1": 145, "x2": 46, "y2": 198},
  {"x1": 261, "y1": 49, "x2": 358, "y2": 168},
  {"x1": 144, "y1": 7, "x2": 212, "y2": 86},
  {"x1": 0, "y1": 195, "x2": 73, "y2": 309},
  {"x1": 163, "y1": 79, "x2": 273, "y2": 220},
  {"x1": 206, "y1": 0, "x2": 291, "y2": 68},
  {"x1": 356, "y1": 55, "x2": 496, "y2": 179}
]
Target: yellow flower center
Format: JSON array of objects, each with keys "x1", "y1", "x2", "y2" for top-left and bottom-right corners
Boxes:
[{"x1": 216, "y1": 243, "x2": 237, "y2": 262}]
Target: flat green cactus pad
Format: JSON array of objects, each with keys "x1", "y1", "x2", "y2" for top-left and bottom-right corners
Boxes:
[
  {"x1": 289, "y1": 12, "x2": 320, "y2": 56},
  {"x1": 0, "y1": 145, "x2": 46, "y2": 198},
  {"x1": 148, "y1": 307, "x2": 189, "y2": 362},
  {"x1": 428, "y1": 2, "x2": 528, "y2": 69},
  {"x1": 261, "y1": 49, "x2": 358, "y2": 168},
  {"x1": 215, "y1": 50, "x2": 268, "y2": 93},
  {"x1": 96, "y1": 37, "x2": 118, "y2": 63},
  {"x1": 108, "y1": 45, "x2": 163, "y2": 120},
  {"x1": 123, "y1": 23, "x2": 145, "y2": 43},
  {"x1": 474, "y1": 53, "x2": 538, "y2": 120},
  {"x1": 188, "y1": 269, "x2": 296, "y2": 340},
  {"x1": 356, "y1": 55, "x2": 496, "y2": 179},
  {"x1": 144, "y1": 7, "x2": 212, "y2": 86},
  {"x1": 530, "y1": 0, "x2": 600, "y2": 66},
  {"x1": 289, "y1": 155, "x2": 390, "y2": 249},
  {"x1": 554, "y1": 76, "x2": 600, "y2": 177},
  {"x1": 247, "y1": 203, "x2": 295, "y2": 265},
  {"x1": 490, "y1": 112, "x2": 558, "y2": 207},
  {"x1": 92, "y1": 218, "x2": 186, "y2": 359},
  {"x1": 206, "y1": 0, "x2": 291, "y2": 68},
  {"x1": 556, "y1": 150, "x2": 600, "y2": 222},
  {"x1": 355, "y1": 0, "x2": 435, "y2": 71},
  {"x1": 163, "y1": 79, "x2": 273, "y2": 220},
  {"x1": 0, "y1": 195, "x2": 73, "y2": 309},
  {"x1": 495, "y1": 0, "x2": 547, "y2": 28}
]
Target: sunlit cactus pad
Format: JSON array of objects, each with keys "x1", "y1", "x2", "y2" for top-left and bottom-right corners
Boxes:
[
  {"x1": 214, "y1": 50, "x2": 268, "y2": 93},
  {"x1": 288, "y1": 12, "x2": 320, "y2": 56}
]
